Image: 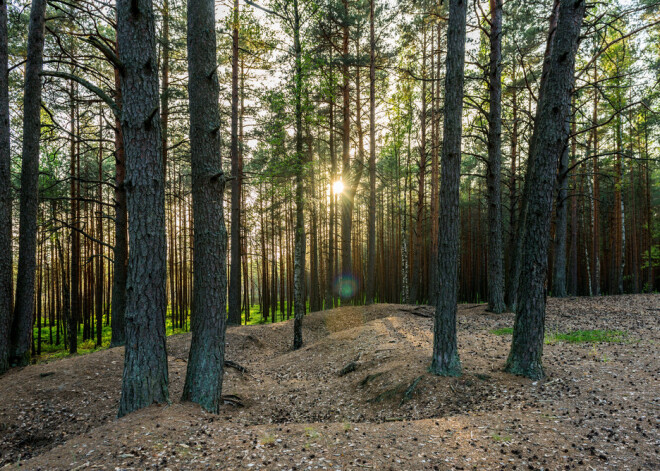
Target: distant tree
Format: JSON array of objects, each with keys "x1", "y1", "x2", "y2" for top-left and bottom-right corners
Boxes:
[
  {"x1": 228, "y1": 0, "x2": 242, "y2": 326},
  {"x1": 485, "y1": 0, "x2": 506, "y2": 313}
]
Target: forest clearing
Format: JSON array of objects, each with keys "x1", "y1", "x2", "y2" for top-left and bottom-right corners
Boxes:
[
  {"x1": 1, "y1": 0, "x2": 660, "y2": 468},
  {"x1": 1, "y1": 295, "x2": 658, "y2": 470}
]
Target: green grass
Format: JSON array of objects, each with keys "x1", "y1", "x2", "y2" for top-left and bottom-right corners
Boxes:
[
  {"x1": 490, "y1": 327, "x2": 514, "y2": 336},
  {"x1": 545, "y1": 329, "x2": 628, "y2": 344},
  {"x1": 490, "y1": 327, "x2": 629, "y2": 344},
  {"x1": 31, "y1": 302, "x2": 301, "y2": 362}
]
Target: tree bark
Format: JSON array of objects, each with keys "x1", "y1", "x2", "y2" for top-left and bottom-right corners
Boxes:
[
  {"x1": 430, "y1": 0, "x2": 467, "y2": 377},
  {"x1": 10, "y1": 0, "x2": 47, "y2": 367},
  {"x1": 293, "y1": 0, "x2": 306, "y2": 349},
  {"x1": 117, "y1": 0, "x2": 169, "y2": 417},
  {"x1": 69, "y1": 82, "x2": 79, "y2": 354},
  {"x1": 486, "y1": 0, "x2": 505, "y2": 313},
  {"x1": 181, "y1": 0, "x2": 228, "y2": 413},
  {"x1": 0, "y1": 0, "x2": 12, "y2": 374},
  {"x1": 552, "y1": 124, "x2": 570, "y2": 298},
  {"x1": 365, "y1": 0, "x2": 376, "y2": 305},
  {"x1": 110, "y1": 65, "x2": 128, "y2": 347},
  {"x1": 506, "y1": 0, "x2": 585, "y2": 380},
  {"x1": 228, "y1": 0, "x2": 242, "y2": 325}
]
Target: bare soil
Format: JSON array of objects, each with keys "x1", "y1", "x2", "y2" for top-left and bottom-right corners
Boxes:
[{"x1": 0, "y1": 294, "x2": 658, "y2": 470}]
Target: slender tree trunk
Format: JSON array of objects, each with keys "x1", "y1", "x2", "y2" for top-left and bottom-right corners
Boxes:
[
  {"x1": 96, "y1": 117, "x2": 104, "y2": 347},
  {"x1": 506, "y1": 0, "x2": 585, "y2": 380},
  {"x1": 568, "y1": 127, "x2": 578, "y2": 295},
  {"x1": 505, "y1": 67, "x2": 518, "y2": 309},
  {"x1": 429, "y1": 23, "x2": 441, "y2": 306},
  {"x1": 117, "y1": 0, "x2": 169, "y2": 417},
  {"x1": 110, "y1": 65, "x2": 128, "y2": 347},
  {"x1": 486, "y1": 0, "x2": 505, "y2": 313},
  {"x1": 325, "y1": 85, "x2": 336, "y2": 310},
  {"x1": 410, "y1": 27, "x2": 427, "y2": 306},
  {"x1": 182, "y1": 0, "x2": 228, "y2": 412},
  {"x1": 340, "y1": 0, "x2": 352, "y2": 300},
  {"x1": 365, "y1": 0, "x2": 377, "y2": 305},
  {"x1": 552, "y1": 116, "x2": 570, "y2": 298},
  {"x1": 292, "y1": 0, "x2": 305, "y2": 348},
  {"x1": 645, "y1": 112, "x2": 653, "y2": 291},
  {"x1": 591, "y1": 64, "x2": 600, "y2": 295},
  {"x1": 0, "y1": 0, "x2": 13, "y2": 374},
  {"x1": 228, "y1": 0, "x2": 242, "y2": 325},
  {"x1": 430, "y1": 0, "x2": 467, "y2": 377},
  {"x1": 10, "y1": 0, "x2": 47, "y2": 367}
]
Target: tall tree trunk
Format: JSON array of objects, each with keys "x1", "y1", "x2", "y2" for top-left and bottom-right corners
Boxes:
[
  {"x1": 429, "y1": 23, "x2": 441, "y2": 306},
  {"x1": 340, "y1": 0, "x2": 352, "y2": 302},
  {"x1": 228, "y1": 0, "x2": 242, "y2": 325},
  {"x1": 325, "y1": 83, "x2": 336, "y2": 310},
  {"x1": 410, "y1": 26, "x2": 427, "y2": 306},
  {"x1": 182, "y1": 0, "x2": 228, "y2": 413},
  {"x1": 591, "y1": 64, "x2": 600, "y2": 295},
  {"x1": 0, "y1": 0, "x2": 13, "y2": 374},
  {"x1": 505, "y1": 0, "x2": 585, "y2": 380},
  {"x1": 568, "y1": 126, "x2": 578, "y2": 295},
  {"x1": 110, "y1": 65, "x2": 128, "y2": 347},
  {"x1": 117, "y1": 0, "x2": 169, "y2": 417},
  {"x1": 505, "y1": 65, "x2": 518, "y2": 309},
  {"x1": 292, "y1": 0, "x2": 305, "y2": 349},
  {"x1": 96, "y1": 116, "x2": 104, "y2": 347},
  {"x1": 430, "y1": 0, "x2": 467, "y2": 377},
  {"x1": 486, "y1": 0, "x2": 505, "y2": 313},
  {"x1": 365, "y1": 0, "x2": 376, "y2": 305},
  {"x1": 10, "y1": 0, "x2": 47, "y2": 367},
  {"x1": 552, "y1": 118, "x2": 570, "y2": 298}
]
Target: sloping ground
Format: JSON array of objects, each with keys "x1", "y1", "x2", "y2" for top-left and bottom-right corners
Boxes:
[{"x1": 0, "y1": 295, "x2": 658, "y2": 470}]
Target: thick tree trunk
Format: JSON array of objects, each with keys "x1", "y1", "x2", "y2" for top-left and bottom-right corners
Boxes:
[
  {"x1": 505, "y1": 0, "x2": 585, "y2": 380},
  {"x1": 430, "y1": 0, "x2": 467, "y2": 377},
  {"x1": 117, "y1": 0, "x2": 169, "y2": 417},
  {"x1": 228, "y1": 0, "x2": 242, "y2": 325},
  {"x1": 10, "y1": 0, "x2": 47, "y2": 367},
  {"x1": 0, "y1": 0, "x2": 12, "y2": 374},
  {"x1": 110, "y1": 66, "x2": 128, "y2": 347},
  {"x1": 181, "y1": 0, "x2": 228, "y2": 413},
  {"x1": 486, "y1": 0, "x2": 505, "y2": 313},
  {"x1": 365, "y1": 0, "x2": 377, "y2": 305}
]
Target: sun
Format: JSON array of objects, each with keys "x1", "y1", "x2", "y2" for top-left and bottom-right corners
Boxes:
[{"x1": 332, "y1": 180, "x2": 344, "y2": 195}]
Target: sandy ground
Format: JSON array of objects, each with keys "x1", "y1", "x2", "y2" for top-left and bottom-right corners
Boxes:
[{"x1": 0, "y1": 294, "x2": 658, "y2": 470}]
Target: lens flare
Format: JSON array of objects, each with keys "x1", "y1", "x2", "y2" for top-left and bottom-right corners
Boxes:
[{"x1": 334, "y1": 274, "x2": 358, "y2": 300}]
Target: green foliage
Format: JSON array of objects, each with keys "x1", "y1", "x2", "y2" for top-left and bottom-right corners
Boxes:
[{"x1": 491, "y1": 327, "x2": 630, "y2": 344}]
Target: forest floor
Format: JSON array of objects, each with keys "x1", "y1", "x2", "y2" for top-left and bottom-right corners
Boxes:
[{"x1": 0, "y1": 294, "x2": 658, "y2": 470}]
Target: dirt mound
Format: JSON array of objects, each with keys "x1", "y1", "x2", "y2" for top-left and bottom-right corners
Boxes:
[{"x1": 1, "y1": 295, "x2": 659, "y2": 470}]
